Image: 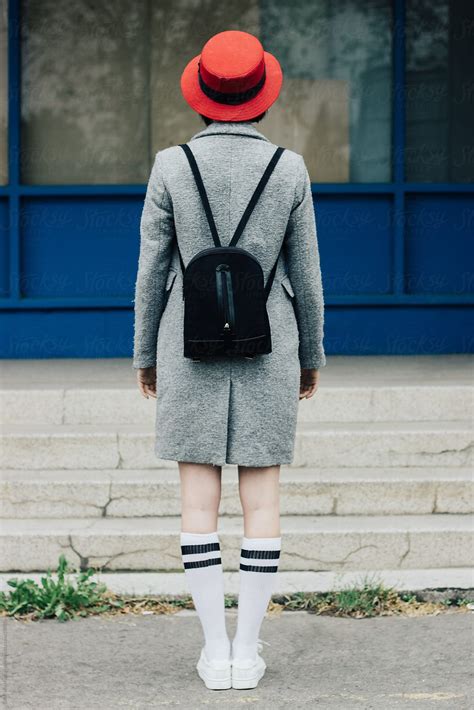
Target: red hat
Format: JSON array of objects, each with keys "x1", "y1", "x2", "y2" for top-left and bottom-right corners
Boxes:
[{"x1": 180, "y1": 30, "x2": 283, "y2": 122}]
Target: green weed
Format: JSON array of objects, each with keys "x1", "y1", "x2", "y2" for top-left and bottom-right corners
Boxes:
[
  {"x1": 0, "y1": 554, "x2": 123, "y2": 621},
  {"x1": 1, "y1": 560, "x2": 471, "y2": 621}
]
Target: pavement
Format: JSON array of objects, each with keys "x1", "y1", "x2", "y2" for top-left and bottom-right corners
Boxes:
[{"x1": 1, "y1": 610, "x2": 473, "y2": 710}]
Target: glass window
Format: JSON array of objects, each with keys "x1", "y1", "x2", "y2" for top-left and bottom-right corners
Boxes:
[
  {"x1": 259, "y1": 0, "x2": 392, "y2": 182},
  {"x1": 149, "y1": 0, "x2": 261, "y2": 154},
  {"x1": 405, "y1": 0, "x2": 474, "y2": 182},
  {"x1": 0, "y1": 2, "x2": 7, "y2": 185},
  {"x1": 21, "y1": 0, "x2": 150, "y2": 184},
  {"x1": 20, "y1": 0, "x2": 393, "y2": 184},
  {"x1": 151, "y1": 0, "x2": 393, "y2": 183}
]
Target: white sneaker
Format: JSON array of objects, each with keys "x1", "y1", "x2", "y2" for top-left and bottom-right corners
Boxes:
[
  {"x1": 196, "y1": 647, "x2": 232, "y2": 690},
  {"x1": 231, "y1": 639, "x2": 268, "y2": 689}
]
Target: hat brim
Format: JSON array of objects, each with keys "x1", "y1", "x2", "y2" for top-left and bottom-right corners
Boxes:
[{"x1": 180, "y1": 50, "x2": 283, "y2": 121}]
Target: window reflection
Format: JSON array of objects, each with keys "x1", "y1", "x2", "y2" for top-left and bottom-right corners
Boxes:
[
  {"x1": 0, "y1": 2, "x2": 7, "y2": 185},
  {"x1": 20, "y1": 0, "x2": 394, "y2": 184},
  {"x1": 406, "y1": 0, "x2": 474, "y2": 182},
  {"x1": 21, "y1": 0, "x2": 150, "y2": 184},
  {"x1": 152, "y1": 0, "x2": 393, "y2": 183},
  {"x1": 149, "y1": 0, "x2": 260, "y2": 156},
  {"x1": 260, "y1": 0, "x2": 392, "y2": 182}
]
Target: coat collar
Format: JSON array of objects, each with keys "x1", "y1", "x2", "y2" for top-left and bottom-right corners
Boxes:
[{"x1": 189, "y1": 121, "x2": 271, "y2": 143}]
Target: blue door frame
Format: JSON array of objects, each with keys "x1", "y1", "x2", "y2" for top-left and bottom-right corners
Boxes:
[{"x1": 1, "y1": 0, "x2": 473, "y2": 359}]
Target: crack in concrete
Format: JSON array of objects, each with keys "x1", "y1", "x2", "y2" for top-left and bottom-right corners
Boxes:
[
  {"x1": 98, "y1": 548, "x2": 167, "y2": 571},
  {"x1": 274, "y1": 535, "x2": 381, "y2": 569},
  {"x1": 2, "y1": 475, "x2": 118, "y2": 517},
  {"x1": 399, "y1": 533, "x2": 411, "y2": 568},
  {"x1": 434, "y1": 442, "x2": 473, "y2": 456},
  {"x1": 341, "y1": 542, "x2": 379, "y2": 564},
  {"x1": 57, "y1": 534, "x2": 90, "y2": 571},
  {"x1": 433, "y1": 485, "x2": 439, "y2": 514},
  {"x1": 385, "y1": 442, "x2": 473, "y2": 459},
  {"x1": 280, "y1": 542, "x2": 378, "y2": 569},
  {"x1": 57, "y1": 537, "x2": 168, "y2": 572},
  {"x1": 100, "y1": 478, "x2": 116, "y2": 517},
  {"x1": 1, "y1": 497, "x2": 107, "y2": 512},
  {"x1": 116, "y1": 433, "x2": 124, "y2": 470}
]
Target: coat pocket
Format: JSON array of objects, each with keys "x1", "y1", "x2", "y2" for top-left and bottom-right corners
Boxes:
[
  {"x1": 163, "y1": 268, "x2": 178, "y2": 312},
  {"x1": 281, "y1": 273, "x2": 295, "y2": 298},
  {"x1": 165, "y1": 268, "x2": 178, "y2": 292}
]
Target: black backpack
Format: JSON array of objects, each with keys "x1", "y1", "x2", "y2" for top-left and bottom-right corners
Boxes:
[{"x1": 176, "y1": 143, "x2": 285, "y2": 361}]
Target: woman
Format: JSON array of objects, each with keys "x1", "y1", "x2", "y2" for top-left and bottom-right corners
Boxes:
[{"x1": 132, "y1": 30, "x2": 325, "y2": 690}]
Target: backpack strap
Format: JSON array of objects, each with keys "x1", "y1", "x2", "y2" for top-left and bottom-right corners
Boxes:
[
  {"x1": 229, "y1": 146, "x2": 285, "y2": 301},
  {"x1": 179, "y1": 144, "x2": 221, "y2": 248},
  {"x1": 229, "y1": 147, "x2": 285, "y2": 248},
  {"x1": 178, "y1": 143, "x2": 284, "y2": 299}
]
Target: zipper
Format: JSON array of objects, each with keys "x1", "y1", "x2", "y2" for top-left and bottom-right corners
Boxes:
[
  {"x1": 222, "y1": 270, "x2": 230, "y2": 330},
  {"x1": 216, "y1": 264, "x2": 235, "y2": 333}
]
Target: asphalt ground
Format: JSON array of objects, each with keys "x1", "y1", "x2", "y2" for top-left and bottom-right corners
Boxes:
[{"x1": 1, "y1": 610, "x2": 472, "y2": 710}]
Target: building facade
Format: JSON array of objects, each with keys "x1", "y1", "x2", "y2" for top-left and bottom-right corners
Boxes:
[{"x1": 0, "y1": 0, "x2": 473, "y2": 359}]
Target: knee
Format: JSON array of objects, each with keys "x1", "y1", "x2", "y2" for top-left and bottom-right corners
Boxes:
[
  {"x1": 240, "y1": 494, "x2": 279, "y2": 519},
  {"x1": 182, "y1": 497, "x2": 219, "y2": 519},
  {"x1": 181, "y1": 494, "x2": 221, "y2": 532},
  {"x1": 240, "y1": 496, "x2": 280, "y2": 538}
]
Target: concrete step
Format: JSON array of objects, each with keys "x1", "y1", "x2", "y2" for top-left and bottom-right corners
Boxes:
[
  {"x1": 2, "y1": 385, "x2": 472, "y2": 426},
  {"x1": 1, "y1": 467, "x2": 472, "y2": 519},
  {"x1": 1, "y1": 568, "x2": 473, "y2": 596},
  {"x1": 1, "y1": 421, "x2": 472, "y2": 470},
  {"x1": 1, "y1": 514, "x2": 472, "y2": 573},
  {"x1": 2, "y1": 355, "x2": 473, "y2": 426}
]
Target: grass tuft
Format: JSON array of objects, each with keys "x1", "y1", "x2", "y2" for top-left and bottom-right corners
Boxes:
[
  {"x1": 0, "y1": 554, "x2": 124, "y2": 621},
  {"x1": 1, "y1": 559, "x2": 472, "y2": 622}
]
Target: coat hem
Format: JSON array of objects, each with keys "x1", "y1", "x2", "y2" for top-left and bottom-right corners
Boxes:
[
  {"x1": 226, "y1": 455, "x2": 294, "y2": 467},
  {"x1": 155, "y1": 446, "x2": 226, "y2": 467},
  {"x1": 154, "y1": 446, "x2": 294, "y2": 467}
]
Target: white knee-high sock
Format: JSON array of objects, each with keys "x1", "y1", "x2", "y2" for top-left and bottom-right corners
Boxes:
[
  {"x1": 180, "y1": 531, "x2": 230, "y2": 661},
  {"x1": 232, "y1": 536, "x2": 282, "y2": 661}
]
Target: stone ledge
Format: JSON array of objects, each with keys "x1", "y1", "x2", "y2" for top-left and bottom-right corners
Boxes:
[
  {"x1": 0, "y1": 514, "x2": 472, "y2": 573},
  {"x1": 3, "y1": 568, "x2": 472, "y2": 596},
  {"x1": 1, "y1": 467, "x2": 472, "y2": 518},
  {"x1": 2, "y1": 421, "x2": 471, "y2": 469}
]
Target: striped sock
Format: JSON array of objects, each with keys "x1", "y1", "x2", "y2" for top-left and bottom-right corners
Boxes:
[
  {"x1": 180, "y1": 530, "x2": 230, "y2": 662},
  {"x1": 232, "y1": 536, "x2": 281, "y2": 662}
]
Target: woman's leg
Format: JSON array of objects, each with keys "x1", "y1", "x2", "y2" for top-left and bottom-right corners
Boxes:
[
  {"x1": 179, "y1": 462, "x2": 230, "y2": 661},
  {"x1": 238, "y1": 465, "x2": 281, "y2": 538},
  {"x1": 232, "y1": 465, "x2": 282, "y2": 661},
  {"x1": 180, "y1": 461, "x2": 222, "y2": 533}
]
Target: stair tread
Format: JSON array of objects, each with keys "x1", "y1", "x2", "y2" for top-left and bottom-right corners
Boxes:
[
  {"x1": 1, "y1": 514, "x2": 472, "y2": 535},
  {"x1": 1, "y1": 355, "x2": 473, "y2": 388},
  {"x1": 1, "y1": 466, "x2": 473, "y2": 483},
  {"x1": 1, "y1": 568, "x2": 473, "y2": 594},
  {"x1": 2, "y1": 420, "x2": 472, "y2": 434},
  {"x1": 2, "y1": 383, "x2": 473, "y2": 392}
]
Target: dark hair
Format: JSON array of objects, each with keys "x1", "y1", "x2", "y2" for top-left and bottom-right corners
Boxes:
[{"x1": 200, "y1": 110, "x2": 268, "y2": 126}]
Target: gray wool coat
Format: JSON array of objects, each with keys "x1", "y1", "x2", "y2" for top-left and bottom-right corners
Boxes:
[{"x1": 132, "y1": 121, "x2": 325, "y2": 467}]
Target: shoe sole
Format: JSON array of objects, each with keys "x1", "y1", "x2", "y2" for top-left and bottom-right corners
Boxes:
[
  {"x1": 197, "y1": 663, "x2": 232, "y2": 690},
  {"x1": 231, "y1": 661, "x2": 266, "y2": 689}
]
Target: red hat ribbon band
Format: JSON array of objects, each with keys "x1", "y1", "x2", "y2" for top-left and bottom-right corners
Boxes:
[{"x1": 198, "y1": 61, "x2": 267, "y2": 106}]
